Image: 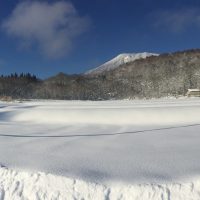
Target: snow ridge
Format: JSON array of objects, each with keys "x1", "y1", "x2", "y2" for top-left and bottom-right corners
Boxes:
[
  {"x1": 85, "y1": 52, "x2": 159, "y2": 75},
  {"x1": 0, "y1": 167, "x2": 200, "y2": 200}
]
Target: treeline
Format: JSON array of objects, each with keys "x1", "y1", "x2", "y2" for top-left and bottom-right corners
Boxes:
[
  {"x1": 0, "y1": 73, "x2": 40, "y2": 99},
  {"x1": 1, "y1": 49, "x2": 200, "y2": 100},
  {"x1": 0, "y1": 73, "x2": 38, "y2": 81}
]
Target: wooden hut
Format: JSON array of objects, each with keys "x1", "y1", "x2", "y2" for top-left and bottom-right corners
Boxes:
[{"x1": 186, "y1": 89, "x2": 200, "y2": 97}]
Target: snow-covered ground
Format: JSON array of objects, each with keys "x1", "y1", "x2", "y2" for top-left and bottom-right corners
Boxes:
[{"x1": 1, "y1": 99, "x2": 200, "y2": 199}]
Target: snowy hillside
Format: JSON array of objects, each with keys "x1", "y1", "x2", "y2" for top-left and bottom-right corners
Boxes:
[
  {"x1": 1, "y1": 99, "x2": 200, "y2": 199},
  {"x1": 85, "y1": 52, "x2": 159, "y2": 75}
]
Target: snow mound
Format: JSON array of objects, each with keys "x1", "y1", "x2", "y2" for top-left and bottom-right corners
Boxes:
[
  {"x1": 0, "y1": 167, "x2": 200, "y2": 200},
  {"x1": 85, "y1": 52, "x2": 159, "y2": 75}
]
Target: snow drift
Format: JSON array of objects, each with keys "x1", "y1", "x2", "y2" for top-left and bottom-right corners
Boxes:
[{"x1": 1, "y1": 167, "x2": 200, "y2": 200}]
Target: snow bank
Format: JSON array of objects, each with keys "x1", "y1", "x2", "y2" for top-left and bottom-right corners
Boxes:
[{"x1": 0, "y1": 167, "x2": 200, "y2": 200}]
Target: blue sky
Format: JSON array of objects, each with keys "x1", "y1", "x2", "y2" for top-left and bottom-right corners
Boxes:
[{"x1": 0, "y1": 0, "x2": 200, "y2": 78}]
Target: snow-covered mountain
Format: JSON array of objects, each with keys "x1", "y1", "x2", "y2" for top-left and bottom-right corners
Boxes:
[{"x1": 85, "y1": 52, "x2": 159, "y2": 75}]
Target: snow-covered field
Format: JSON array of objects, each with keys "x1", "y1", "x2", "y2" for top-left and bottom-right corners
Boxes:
[{"x1": 1, "y1": 99, "x2": 200, "y2": 199}]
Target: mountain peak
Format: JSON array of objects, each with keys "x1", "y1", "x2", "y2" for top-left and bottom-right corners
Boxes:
[{"x1": 85, "y1": 52, "x2": 159, "y2": 75}]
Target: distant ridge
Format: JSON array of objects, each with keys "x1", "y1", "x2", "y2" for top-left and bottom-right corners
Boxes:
[{"x1": 85, "y1": 52, "x2": 159, "y2": 75}]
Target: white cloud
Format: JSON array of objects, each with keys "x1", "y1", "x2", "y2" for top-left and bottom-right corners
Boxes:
[
  {"x1": 154, "y1": 8, "x2": 200, "y2": 33},
  {"x1": 2, "y1": 1, "x2": 90, "y2": 58}
]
